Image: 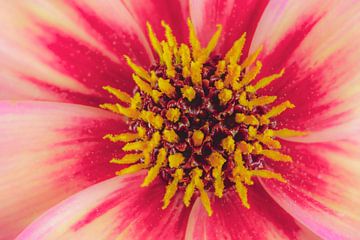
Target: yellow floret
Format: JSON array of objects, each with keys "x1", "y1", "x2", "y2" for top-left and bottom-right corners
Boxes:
[
  {"x1": 192, "y1": 130, "x2": 204, "y2": 147},
  {"x1": 166, "y1": 108, "x2": 181, "y2": 122},
  {"x1": 181, "y1": 85, "x2": 196, "y2": 101},
  {"x1": 218, "y1": 88, "x2": 233, "y2": 105}
]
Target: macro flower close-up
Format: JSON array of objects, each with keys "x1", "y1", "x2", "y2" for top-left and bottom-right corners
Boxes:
[{"x1": 1, "y1": 0, "x2": 360, "y2": 239}]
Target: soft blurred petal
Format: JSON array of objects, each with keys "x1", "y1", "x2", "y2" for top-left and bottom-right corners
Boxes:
[
  {"x1": 17, "y1": 172, "x2": 192, "y2": 240},
  {"x1": 250, "y1": 0, "x2": 360, "y2": 141},
  {"x1": 185, "y1": 185, "x2": 320, "y2": 240},
  {"x1": 0, "y1": 101, "x2": 125, "y2": 240},
  {"x1": 123, "y1": 0, "x2": 190, "y2": 43},
  {"x1": 190, "y1": 0, "x2": 269, "y2": 56},
  {"x1": 0, "y1": 0, "x2": 153, "y2": 105},
  {"x1": 260, "y1": 138, "x2": 360, "y2": 239}
]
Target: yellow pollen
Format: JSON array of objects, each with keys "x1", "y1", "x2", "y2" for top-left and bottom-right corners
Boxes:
[
  {"x1": 179, "y1": 44, "x2": 191, "y2": 77},
  {"x1": 124, "y1": 55, "x2": 151, "y2": 81},
  {"x1": 239, "y1": 60, "x2": 262, "y2": 87},
  {"x1": 237, "y1": 141, "x2": 254, "y2": 154},
  {"x1": 192, "y1": 130, "x2": 204, "y2": 147},
  {"x1": 142, "y1": 148, "x2": 167, "y2": 187},
  {"x1": 132, "y1": 74, "x2": 152, "y2": 95},
  {"x1": 103, "y1": 86, "x2": 131, "y2": 104},
  {"x1": 270, "y1": 128, "x2": 308, "y2": 138},
  {"x1": 214, "y1": 80, "x2": 224, "y2": 90},
  {"x1": 240, "y1": 45, "x2": 263, "y2": 69},
  {"x1": 142, "y1": 132, "x2": 161, "y2": 165},
  {"x1": 224, "y1": 63, "x2": 241, "y2": 88},
  {"x1": 247, "y1": 96, "x2": 277, "y2": 110},
  {"x1": 150, "y1": 71, "x2": 158, "y2": 87},
  {"x1": 146, "y1": 22, "x2": 163, "y2": 63},
  {"x1": 158, "y1": 78, "x2": 176, "y2": 97},
  {"x1": 99, "y1": 103, "x2": 140, "y2": 119},
  {"x1": 256, "y1": 134, "x2": 281, "y2": 149},
  {"x1": 116, "y1": 163, "x2": 147, "y2": 176},
  {"x1": 265, "y1": 100, "x2": 295, "y2": 119},
  {"x1": 161, "y1": 21, "x2": 178, "y2": 50},
  {"x1": 181, "y1": 85, "x2": 196, "y2": 101},
  {"x1": 208, "y1": 152, "x2": 225, "y2": 198},
  {"x1": 225, "y1": 32, "x2": 246, "y2": 65},
  {"x1": 140, "y1": 110, "x2": 164, "y2": 129},
  {"x1": 235, "y1": 113, "x2": 259, "y2": 126},
  {"x1": 110, "y1": 153, "x2": 143, "y2": 165},
  {"x1": 191, "y1": 168, "x2": 213, "y2": 216},
  {"x1": 221, "y1": 135, "x2": 235, "y2": 153},
  {"x1": 122, "y1": 141, "x2": 146, "y2": 151},
  {"x1": 103, "y1": 132, "x2": 139, "y2": 143},
  {"x1": 208, "y1": 152, "x2": 226, "y2": 168},
  {"x1": 215, "y1": 60, "x2": 226, "y2": 76},
  {"x1": 247, "y1": 69, "x2": 285, "y2": 93},
  {"x1": 248, "y1": 126, "x2": 257, "y2": 138},
  {"x1": 199, "y1": 24, "x2": 222, "y2": 63},
  {"x1": 190, "y1": 61, "x2": 203, "y2": 86},
  {"x1": 166, "y1": 108, "x2": 181, "y2": 122},
  {"x1": 137, "y1": 126, "x2": 146, "y2": 139},
  {"x1": 130, "y1": 92, "x2": 142, "y2": 110},
  {"x1": 250, "y1": 170, "x2": 286, "y2": 183},
  {"x1": 261, "y1": 149, "x2": 293, "y2": 162},
  {"x1": 218, "y1": 88, "x2": 233, "y2": 105},
  {"x1": 151, "y1": 90, "x2": 163, "y2": 103},
  {"x1": 183, "y1": 168, "x2": 200, "y2": 207},
  {"x1": 187, "y1": 18, "x2": 202, "y2": 60},
  {"x1": 168, "y1": 153, "x2": 185, "y2": 168},
  {"x1": 234, "y1": 176, "x2": 250, "y2": 208},
  {"x1": 162, "y1": 169, "x2": 184, "y2": 209},
  {"x1": 163, "y1": 129, "x2": 179, "y2": 143},
  {"x1": 161, "y1": 41, "x2": 176, "y2": 78}
]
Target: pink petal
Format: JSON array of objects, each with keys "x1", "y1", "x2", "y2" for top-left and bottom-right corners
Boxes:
[
  {"x1": 17, "y1": 172, "x2": 192, "y2": 240},
  {"x1": 0, "y1": 101, "x2": 125, "y2": 240},
  {"x1": 260, "y1": 138, "x2": 360, "y2": 239},
  {"x1": 250, "y1": 1, "x2": 360, "y2": 141},
  {"x1": 123, "y1": 0, "x2": 190, "y2": 43},
  {"x1": 190, "y1": 0, "x2": 270, "y2": 56},
  {"x1": 186, "y1": 185, "x2": 320, "y2": 239},
  {"x1": 0, "y1": 1, "x2": 153, "y2": 106}
]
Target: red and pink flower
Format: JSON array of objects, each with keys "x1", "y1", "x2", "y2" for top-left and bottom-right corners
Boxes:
[{"x1": 0, "y1": 1, "x2": 359, "y2": 239}]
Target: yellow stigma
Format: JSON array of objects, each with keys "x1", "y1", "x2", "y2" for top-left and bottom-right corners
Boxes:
[
  {"x1": 208, "y1": 152, "x2": 225, "y2": 198},
  {"x1": 192, "y1": 130, "x2": 204, "y2": 147},
  {"x1": 101, "y1": 19, "x2": 303, "y2": 217},
  {"x1": 169, "y1": 153, "x2": 185, "y2": 168},
  {"x1": 218, "y1": 88, "x2": 233, "y2": 105},
  {"x1": 158, "y1": 78, "x2": 176, "y2": 97},
  {"x1": 162, "y1": 169, "x2": 184, "y2": 209},
  {"x1": 181, "y1": 85, "x2": 196, "y2": 101},
  {"x1": 221, "y1": 135, "x2": 235, "y2": 153},
  {"x1": 190, "y1": 61, "x2": 203, "y2": 86},
  {"x1": 142, "y1": 148, "x2": 167, "y2": 187},
  {"x1": 140, "y1": 110, "x2": 164, "y2": 129},
  {"x1": 166, "y1": 108, "x2": 181, "y2": 122},
  {"x1": 163, "y1": 129, "x2": 179, "y2": 143}
]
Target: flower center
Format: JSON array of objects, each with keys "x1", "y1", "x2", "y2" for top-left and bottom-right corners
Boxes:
[{"x1": 101, "y1": 20, "x2": 305, "y2": 216}]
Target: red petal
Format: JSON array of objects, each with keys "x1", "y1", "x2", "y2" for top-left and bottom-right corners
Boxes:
[
  {"x1": 186, "y1": 185, "x2": 320, "y2": 239},
  {"x1": 190, "y1": 0, "x2": 269, "y2": 56},
  {"x1": 17, "y1": 173, "x2": 192, "y2": 240},
  {"x1": 260, "y1": 138, "x2": 360, "y2": 239},
  {"x1": 0, "y1": 1, "x2": 153, "y2": 106},
  {"x1": 123, "y1": 0, "x2": 190, "y2": 43},
  {"x1": 250, "y1": 1, "x2": 360, "y2": 140},
  {"x1": 0, "y1": 101, "x2": 125, "y2": 240}
]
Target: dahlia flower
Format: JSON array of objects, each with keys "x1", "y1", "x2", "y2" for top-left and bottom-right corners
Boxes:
[{"x1": 1, "y1": 1, "x2": 359, "y2": 239}]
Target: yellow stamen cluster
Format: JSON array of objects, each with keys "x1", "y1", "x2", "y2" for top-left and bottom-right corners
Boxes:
[{"x1": 101, "y1": 19, "x2": 305, "y2": 216}]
